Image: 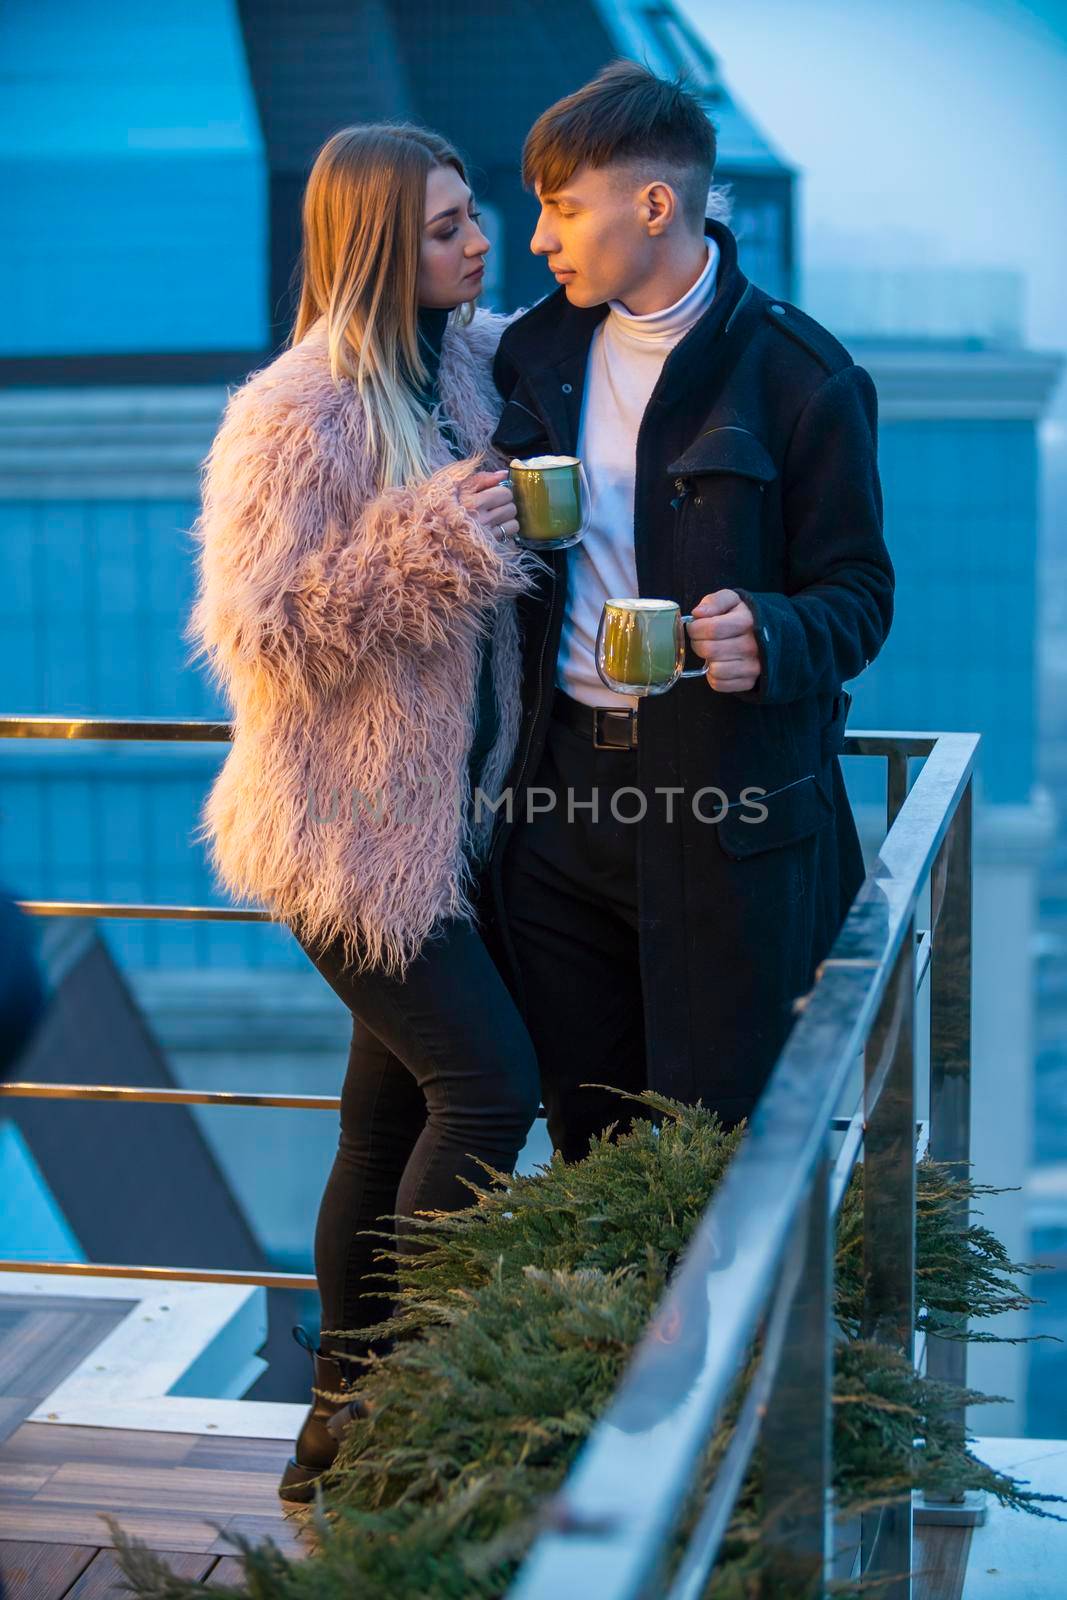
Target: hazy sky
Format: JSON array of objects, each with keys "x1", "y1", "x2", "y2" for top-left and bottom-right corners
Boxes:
[{"x1": 687, "y1": 0, "x2": 1066, "y2": 415}]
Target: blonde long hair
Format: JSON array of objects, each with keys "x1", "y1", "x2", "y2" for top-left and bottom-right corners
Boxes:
[{"x1": 290, "y1": 124, "x2": 477, "y2": 490}]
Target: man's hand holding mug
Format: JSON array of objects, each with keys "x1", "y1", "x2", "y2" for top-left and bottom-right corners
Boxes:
[{"x1": 685, "y1": 590, "x2": 761, "y2": 693}]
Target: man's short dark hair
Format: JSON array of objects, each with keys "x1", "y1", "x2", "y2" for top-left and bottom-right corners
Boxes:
[{"x1": 522, "y1": 60, "x2": 717, "y2": 225}]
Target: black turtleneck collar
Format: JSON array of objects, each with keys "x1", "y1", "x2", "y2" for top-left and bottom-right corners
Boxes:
[
  {"x1": 414, "y1": 304, "x2": 450, "y2": 400},
  {"x1": 403, "y1": 304, "x2": 450, "y2": 417},
  {"x1": 410, "y1": 305, "x2": 464, "y2": 459}
]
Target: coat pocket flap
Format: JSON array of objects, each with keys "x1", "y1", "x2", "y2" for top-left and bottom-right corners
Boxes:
[
  {"x1": 716, "y1": 772, "x2": 834, "y2": 859},
  {"x1": 667, "y1": 426, "x2": 778, "y2": 484},
  {"x1": 492, "y1": 399, "x2": 551, "y2": 459}
]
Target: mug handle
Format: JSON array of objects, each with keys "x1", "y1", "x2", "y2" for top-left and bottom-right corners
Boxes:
[
  {"x1": 577, "y1": 460, "x2": 592, "y2": 534},
  {"x1": 678, "y1": 614, "x2": 710, "y2": 679}
]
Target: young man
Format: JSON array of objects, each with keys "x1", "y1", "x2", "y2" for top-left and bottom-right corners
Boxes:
[{"x1": 484, "y1": 61, "x2": 894, "y2": 1160}]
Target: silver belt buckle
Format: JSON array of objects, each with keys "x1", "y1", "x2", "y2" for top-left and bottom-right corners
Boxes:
[{"x1": 592, "y1": 707, "x2": 637, "y2": 750}]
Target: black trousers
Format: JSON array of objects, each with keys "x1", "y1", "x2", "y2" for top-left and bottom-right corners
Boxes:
[
  {"x1": 500, "y1": 694, "x2": 650, "y2": 1164},
  {"x1": 291, "y1": 886, "x2": 540, "y2": 1365}
]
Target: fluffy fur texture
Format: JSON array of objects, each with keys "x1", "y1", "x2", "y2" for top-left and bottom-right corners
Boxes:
[{"x1": 186, "y1": 307, "x2": 548, "y2": 978}]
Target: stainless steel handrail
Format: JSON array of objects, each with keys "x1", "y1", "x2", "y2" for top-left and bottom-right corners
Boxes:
[{"x1": 508, "y1": 730, "x2": 978, "y2": 1600}]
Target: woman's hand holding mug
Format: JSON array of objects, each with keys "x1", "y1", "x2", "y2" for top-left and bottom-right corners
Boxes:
[{"x1": 460, "y1": 469, "x2": 520, "y2": 544}]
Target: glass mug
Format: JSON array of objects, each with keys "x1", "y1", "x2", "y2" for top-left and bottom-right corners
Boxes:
[
  {"x1": 595, "y1": 598, "x2": 709, "y2": 696},
  {"x1": 502, "y1": 454, "x2": 591, "y2": 551}
]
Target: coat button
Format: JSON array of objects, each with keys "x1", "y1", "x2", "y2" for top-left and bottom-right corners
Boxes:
[
  {"x1": 561, "y1": 382, "x2": 573, "y2": 394},
  {"x1": 762, "y1": 626, "x2": 771, "y2": 641},
  {"x1": 770, "y1": 303, "x2": 785, "y2": 314}
]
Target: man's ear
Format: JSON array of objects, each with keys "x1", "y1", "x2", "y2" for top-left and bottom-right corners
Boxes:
[{"x1": 643, "y1": 180, "x2": 678, "y2": 236}]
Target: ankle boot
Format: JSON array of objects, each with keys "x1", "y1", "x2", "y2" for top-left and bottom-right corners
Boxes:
[
  {"x1": 278, "y1": 1326, "x2": 363, "y2": 1503},
  {"x1": 326, "y1": 1391, "x2": 372, "y2": 1445}
]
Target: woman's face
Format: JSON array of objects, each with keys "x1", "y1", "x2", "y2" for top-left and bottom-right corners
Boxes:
[{"x1": 417, "y1": 164, "x2": 491, "y2": 308}]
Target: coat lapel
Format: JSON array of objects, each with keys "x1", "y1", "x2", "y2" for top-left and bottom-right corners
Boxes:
[{"x1": 520, "y1": 346, "x2": 592, "y2": 456}]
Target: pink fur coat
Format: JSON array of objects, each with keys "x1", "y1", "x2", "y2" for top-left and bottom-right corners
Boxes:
[{"x1": 185, "y1": 308, "x2": 546, "y2": 977}]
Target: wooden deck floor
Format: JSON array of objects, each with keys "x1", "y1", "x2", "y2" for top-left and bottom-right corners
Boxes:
[
  {"x1": 0, "y1": 1290, "x2": 311, "y2": 1596},
  {"x1": 0, "y1": 1429, "x2": 970, "y2": 1600},
  {"x1": 0, "y1": 1422, "x2": 311, "y2": 1596}
]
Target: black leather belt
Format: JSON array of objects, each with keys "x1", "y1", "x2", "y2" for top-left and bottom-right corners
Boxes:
[{"x1": 552, "y1": 687, "x2": 638, "y2": 750}]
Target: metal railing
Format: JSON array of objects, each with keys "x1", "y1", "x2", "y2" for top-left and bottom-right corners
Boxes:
[
  {"x1": 1, "y1": 714, "x2": 324, "y2": 1291},
  {"x1": 1, "y1": 713, "x2": 978, "y2": 1597},
  {"x1": 508, "y1": 726, "x2": 979, "y2": 1600}
]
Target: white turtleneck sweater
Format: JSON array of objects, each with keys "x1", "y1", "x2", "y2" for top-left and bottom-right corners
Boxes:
[{"x1": 557, "y1": 239, "x2": 720, "y2": 709}]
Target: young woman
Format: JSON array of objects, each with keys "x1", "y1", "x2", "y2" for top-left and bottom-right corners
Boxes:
[{"x1": 186, "y1": 124, "x2": 546, "y2": 1501}]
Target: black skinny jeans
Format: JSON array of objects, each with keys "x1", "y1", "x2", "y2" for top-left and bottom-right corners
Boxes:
[{"x1": 290, "y1": 885, "x2": 540, "y2": 1371}]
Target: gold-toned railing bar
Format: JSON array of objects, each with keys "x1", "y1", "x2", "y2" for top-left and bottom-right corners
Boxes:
[
  {"x1": 1, "y1": 713, "x2": 937, "y2": 759},
  {"x1": 17, "y1": 900, "x2": 273, "y2": 921},
  {"x1": 0, "y1": 1082, "x2": 341, "y2": 1110},
  {"x1": 0, "y1": 1259, "x2": 316, "y2": 1291},
  {"x1": 0, "y1": 715, "x2": 233, "y2": 741}
]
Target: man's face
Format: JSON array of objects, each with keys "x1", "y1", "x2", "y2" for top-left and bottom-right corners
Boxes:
[{"x1": 529, "y1": 164, "x2": 662, "y2": 308}]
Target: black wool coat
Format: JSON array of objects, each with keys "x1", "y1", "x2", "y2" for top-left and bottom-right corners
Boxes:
[{"x1": 482, "y1": 217, "x2": 895, "y2": 1127}]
